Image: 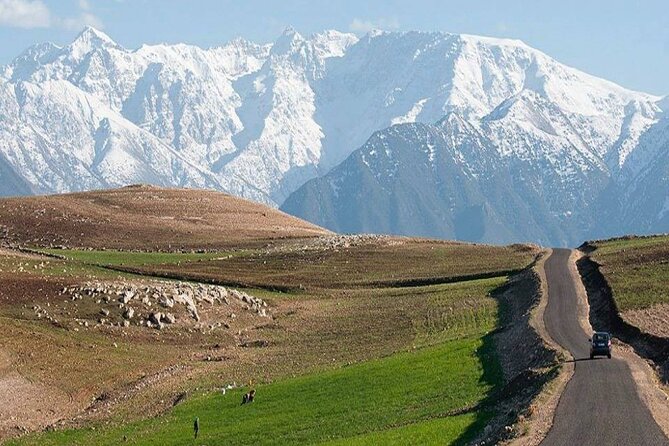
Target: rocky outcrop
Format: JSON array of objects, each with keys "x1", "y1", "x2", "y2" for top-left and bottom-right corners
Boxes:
[{"x1": 60, "y1": 281, "x2": 270, "y2": 330}]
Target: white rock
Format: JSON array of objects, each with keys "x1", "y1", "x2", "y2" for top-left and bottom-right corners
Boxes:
[{"x1": 149, "y1": 312, "x2": 163, "y2": 325}]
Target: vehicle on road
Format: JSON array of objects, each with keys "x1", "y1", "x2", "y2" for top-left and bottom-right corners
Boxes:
[{"x1": 589, "y1": 332, "x2": 612, "y2": 359}]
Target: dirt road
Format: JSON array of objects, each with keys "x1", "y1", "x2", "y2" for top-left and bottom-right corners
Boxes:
[{"x1": 540, "y1": 248, "x2": 668, "y2": 445}]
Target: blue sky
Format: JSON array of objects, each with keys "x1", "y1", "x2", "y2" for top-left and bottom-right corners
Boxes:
[{"x1": 1, "y1": 0, "x2": 667, "y2": 95}]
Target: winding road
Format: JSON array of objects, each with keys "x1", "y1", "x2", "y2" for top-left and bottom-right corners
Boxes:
[{"x1": 540, "y1": 248, "x2": 668, "y2": 445}]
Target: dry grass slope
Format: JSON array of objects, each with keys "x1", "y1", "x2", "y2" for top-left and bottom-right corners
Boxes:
[
  {"x1": 0, "y1": 185, "x2": 329, "y2": 250},
  {"x1": 0, "y1": 188, "x2": 542, "y2": 445},
  {"x1": 585, "y1": 235, "x2": 669, "y2": 338},
  {"x1": 126, "y1": 240, "x2": 538, "y2": 291}
]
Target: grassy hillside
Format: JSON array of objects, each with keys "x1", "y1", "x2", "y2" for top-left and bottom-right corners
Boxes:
[
  {"x1": 6, "y1": 276, "x2": 507, "y2": 446},
  {"x1": 104, "y1": 240, "x2": 537, "y2": 290},
  {"x1": 0, "y1": 186, "x2": 328, "y2": 250},
  {"x1": 41, "y1": 248, "x2": 232, "y2": 267},
  {"x1": 0, "y1": 244, "x2": 532, "y2": 445},
  {"x1": 587, "y1": 235, "x2": 669, "y2": 311},
  {"x1": 0, "y1": 189, "x2": 542, "y2": 444},
  {"x1": 8, "y1": 332, "x2": 499, "y2": 446}
]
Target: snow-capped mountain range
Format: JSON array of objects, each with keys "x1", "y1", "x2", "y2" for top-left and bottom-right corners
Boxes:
[{"x1": 0, "y1": 26, "x2": 667, "y2": 245}]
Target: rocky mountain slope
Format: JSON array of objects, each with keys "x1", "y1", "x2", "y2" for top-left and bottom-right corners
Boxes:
[
  {"x1": 280, "y1": 35, "x2": 668, "y2": 246},
  {"x1": 1, "y1": 27, "x2": 666, "y2": 245},
  {"x1": 1, "y1": 26, "x2": 356, "y2": 204},
  {"x1": 283, "y1": 96, "x2": 668, "y2": 246}
]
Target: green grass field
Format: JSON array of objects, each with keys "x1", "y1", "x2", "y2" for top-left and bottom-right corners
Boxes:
[
  {"x1": 40, "y1": 249, "x2": 231, "y2": 267},
  {"x1": 6, "y1": 275, "x2": 506, "y2": 446},
  {"x1": 0, "y1": 253, "x2": 132, "y2": 280},
  {"x1": 322, "y1": 412, "x2": 484, "y2": 446},
  {"x1": 589, "y1": 235, "x2": 669, "y2": 311},
  {"x1": 0, "y1": 240, "x2": 536, "y2": 446},
  {"x1": 124, "y1": 242, "x2": 537, "y2": 290},
  {"x1": 8, "y1": 334, "x2": 499, "y2": 446}
]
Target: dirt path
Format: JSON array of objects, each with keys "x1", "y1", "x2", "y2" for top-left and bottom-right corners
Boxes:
[
  {"x1": 0, "y1": 246, "x2": 80, "y2": 440},
  {"x1": 0, "y1": 248, "x2": 50, "y2": 260},
  {"x1": 0, "y1": 349, "x2": 75, "y2": 440}
]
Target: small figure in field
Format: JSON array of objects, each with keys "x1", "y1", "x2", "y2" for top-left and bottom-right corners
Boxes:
[
  {"x1": 194, "y1": 417, "x2": 200, "y2": 439},
  {"x1": 241, "y1": 389, "x2": 256, "y2": 405}
]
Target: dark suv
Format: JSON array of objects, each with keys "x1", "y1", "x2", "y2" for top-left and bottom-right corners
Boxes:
[{"x1": 590, "y1": 332, "x2": 612, "y2": 359}]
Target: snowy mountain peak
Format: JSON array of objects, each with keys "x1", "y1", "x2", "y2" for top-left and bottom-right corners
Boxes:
[
  {"x1": 459, "y1": 33, "x2": 530, "y2": 50},
  {"x1": 0, "y1": 26, "x2": 667, "y2": 246},
  {"x1": 310, "y1": 30, "x2": 358, "y2": 58},
  {"x1": 367, "y1": 29, "x2": 387, "y2": 38},
  {"x1": 271, "y1": 26, "x2": 305, "y2": 54},
  {"x1": 281, "y1": 25, "x2": 298, "y2": 36},
  {"x1": 4, "y1": 41, "x2": 60, "y2": 81},
  {"x1": 659, "y1": 96, "x2": 669, "y2": 112},
  {"x1": 68, "y1": 26, "x2": 120, "y2": 56},
  {"x1": 15, "y1": 41, "x2": 60, "y2": 62},
  {"x1": 77, "y1": 26, "x2": 116, "y2": 44}
]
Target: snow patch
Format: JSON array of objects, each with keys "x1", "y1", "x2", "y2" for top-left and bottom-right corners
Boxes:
[{"x1": 391, "y1": 98, "x2": 428, "y2": 125}]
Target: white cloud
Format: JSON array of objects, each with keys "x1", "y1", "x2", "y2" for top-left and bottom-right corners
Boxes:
[
  {"x1": 0, "y1": 0, "x2": 51, "y2": 29},
  {"x1": 0, "y1": 0, "x2": 103, "y2": 30},
  {"x1": 349, "y1": 17, "x2": 400, "y2": 34},
  {"x1": 59, "y1": 11, "x2": 104, "y2": 31},
  {"x1": 62, "y1": 0, "x2": 104, "y2": 30}
]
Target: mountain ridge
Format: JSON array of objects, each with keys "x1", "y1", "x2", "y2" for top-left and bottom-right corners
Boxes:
[
  {"x1": 1, "y1": 26, "x2": 667, "y2": 245},
  {"x1": 282, "y1": 97, "x2": 668, "y2": 245}
]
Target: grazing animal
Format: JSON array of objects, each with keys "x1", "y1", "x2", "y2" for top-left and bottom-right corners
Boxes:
[{"x1": 241, "y1": 389, "x2": 256, "y2": 405}]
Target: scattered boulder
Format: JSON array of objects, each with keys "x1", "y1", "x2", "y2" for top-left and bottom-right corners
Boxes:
[
  {"x1": 159, "y1": 297, "x2": 174, "y2": 308},
  {"x1": 59, "y1": 280, "x2": 270, "y2": 331},
  {"x1": 149, "y1": 312, "x2": 163, "y2": 325}
]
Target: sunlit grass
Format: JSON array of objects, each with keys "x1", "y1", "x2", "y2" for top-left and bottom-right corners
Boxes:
[
  {"x1": 40, "y1": 248, "x2": 234, "y2": 267},
  {"x1": 591, "y1": 235, "x2": 669, "y2": 311},
  {"x1": 9, "y1": 334, "x2": 500, "y2": 446}
]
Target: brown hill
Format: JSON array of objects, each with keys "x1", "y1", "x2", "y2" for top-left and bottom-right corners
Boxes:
[{"x1": 0, "y1": 185, "x2": 329, "y2": 250}]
